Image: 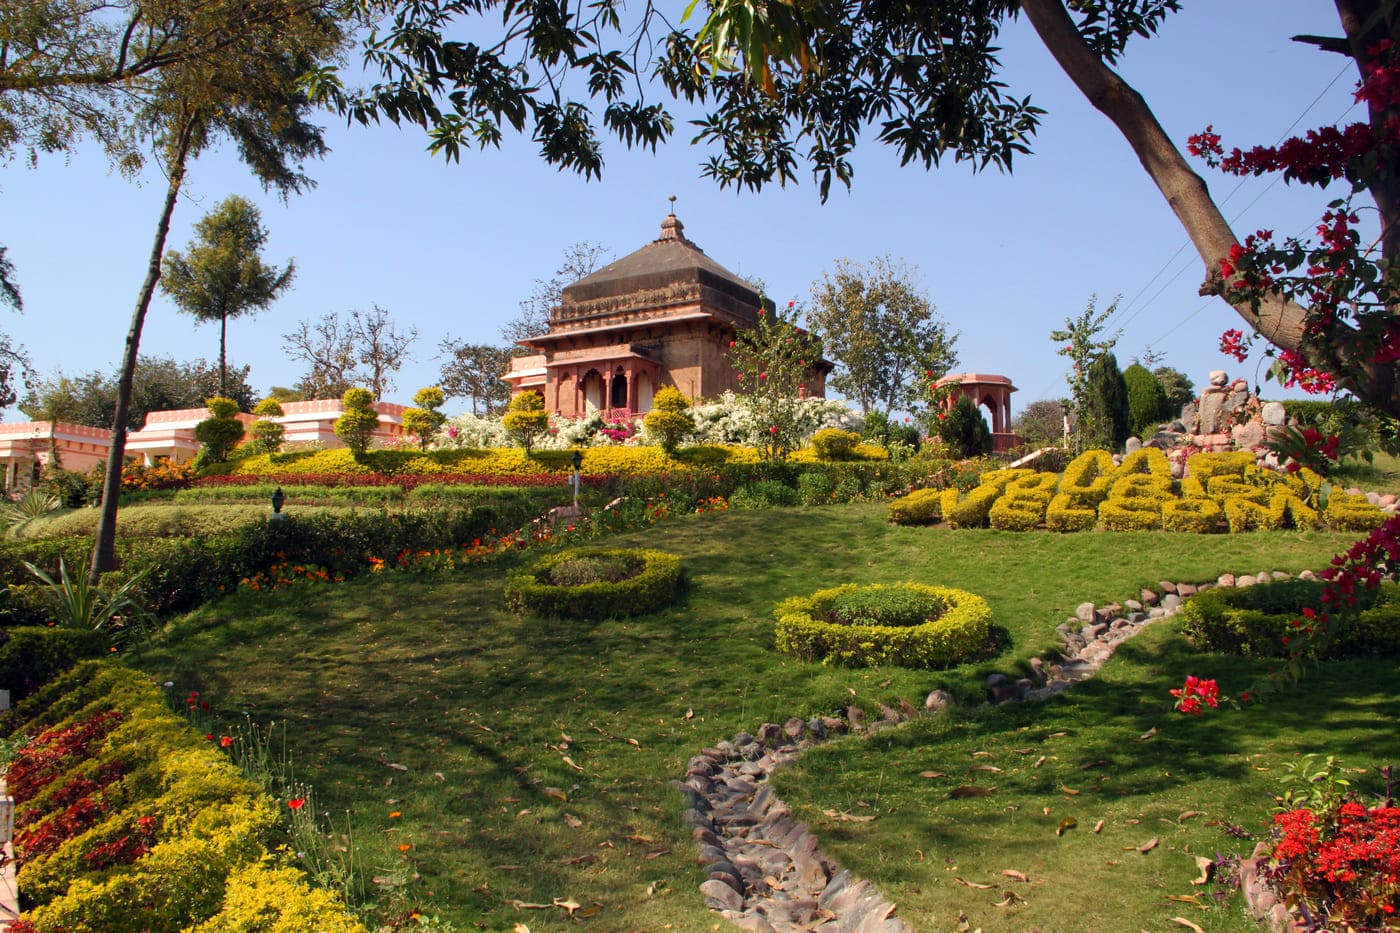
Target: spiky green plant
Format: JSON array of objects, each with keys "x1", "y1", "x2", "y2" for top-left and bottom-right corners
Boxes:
[
  {"x1": 2, "y1": 488, "x2": 60, "y2": 535},
  {"x1": 23, "y1": 557, "x2": 155, "y2": 645}
]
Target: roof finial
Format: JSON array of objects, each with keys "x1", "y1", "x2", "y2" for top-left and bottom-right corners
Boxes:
[{"x1": 659, "y1": 198, "x2": 685, "y2": 241}]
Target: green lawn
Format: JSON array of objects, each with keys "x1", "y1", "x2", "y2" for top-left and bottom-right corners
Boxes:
[{"x1": 128, "y1": 504, "x2": 1379, "y2": 930}]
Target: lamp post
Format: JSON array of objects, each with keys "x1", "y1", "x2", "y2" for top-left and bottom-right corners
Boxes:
[
  {"x1": 271, "y1": 486, "x2": 285, "y2": 518},
  {"x1": 571, "y1": 450, "x2": 583, "y2": 511}
]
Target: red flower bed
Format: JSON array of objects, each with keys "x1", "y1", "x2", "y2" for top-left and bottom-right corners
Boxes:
[{"x1": 1272, "y1": 803, "x2": 1400, "y2": 925}]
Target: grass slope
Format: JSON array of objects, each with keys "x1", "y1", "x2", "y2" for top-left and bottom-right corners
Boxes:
[{"x1": 129, "y1": 504, "x2": 1373, "y2": 930}]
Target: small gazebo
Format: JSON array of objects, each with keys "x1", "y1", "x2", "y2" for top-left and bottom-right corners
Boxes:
[{"x1": 934, "y1": 372, "x2": 1021, "y2": 452}]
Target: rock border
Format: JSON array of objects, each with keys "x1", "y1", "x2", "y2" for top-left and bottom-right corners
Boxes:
[{"x1": 680, "y1": 568, "x2": 1321, "y2": 932}]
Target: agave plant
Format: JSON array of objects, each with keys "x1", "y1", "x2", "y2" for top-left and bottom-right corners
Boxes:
[
  {"x1": 23, "y1": 557, "x2": 156, "y2": 645},
  {"x1": 1, "y1": 488, "x2": 61, "y2": 535}
]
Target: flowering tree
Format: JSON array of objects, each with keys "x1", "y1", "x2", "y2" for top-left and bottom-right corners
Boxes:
[{"x1": 729, "y1": 302, "x2": 823, "y2": 461}]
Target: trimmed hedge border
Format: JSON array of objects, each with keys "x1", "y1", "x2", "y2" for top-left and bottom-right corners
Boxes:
[
  {"x1": 503, "y1": 547, "x2": 683, "y2": 619},
  {"x1": 773, "y1": 582, "x2": 992, "y2": 668},
  {"x1": 1180, "y1": 579, "x2": 1400, "y2": 659}
]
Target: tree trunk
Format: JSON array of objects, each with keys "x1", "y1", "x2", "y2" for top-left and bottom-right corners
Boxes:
[
  {"x1": 219, "y1": 312, "x2": 228, "y2": 397},
  {"x1": 89, "y1": 116, "x2": 197, "y2": 584},
  {"x1": 1021, "y1": 0, "x2": 1400, "y2": 417}
]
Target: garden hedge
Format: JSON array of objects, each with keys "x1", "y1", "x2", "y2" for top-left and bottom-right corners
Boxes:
[
  {"x1": 1180, "y1": 579, "x2": 1400, "y2": 659},
  {"x1": 773, "y1": 582, "x2": 992, "y2": 668},
  {"x1": 888, "y1": 448, "x2": 1390, "y2": 533},
  {"x1": 3, "y1": 661, "x2": 367, "y2": 933},
  {"x1": 0, "y1": 627, "x2": 108, "y2": 701},
  {"x1": 503, "y1": 548, "x2": 683, "y2": 619}
]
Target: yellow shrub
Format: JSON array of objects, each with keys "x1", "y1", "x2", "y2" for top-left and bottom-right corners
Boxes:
[
  {"x1": 977, "y1": 468, "x2": 1034, "y2": 490},
  {"x1": 887, "y1": 488, "x2": 944, "y2": 525},
  {"x1": 1178, "y1": 476, "x2": 1208, "y2": 499},
  {"x1": 1161, "y1": 497, "x2": 1224, "y2": 533},
  {"x1": 1005, "y1": 471, "x2": 1060, "y2": 496},
  {"x1": 940, "y1": 484, "x2": 1004, "y2": 528},
  {"x1": 1186, "y1": 450, "x2": 1255, "y2": 480},
  {"x1": 1325, "y1": 492, "x2": 1389, "y2": 531},
  {"x1": 1058, "y1": 450, "x2": 1116, "y2": 507},
  {"x1": 1046, "y1": 493, "x2": 1098, "y2": 532},
  {"x1": 189, "y1": 859, "x2": 370, "y2": 933},
  {"x1": 1097, "y1": 496, "x2": 1163, "y2": 531},
  {"x1": 1109, "y1": 474, "x2": 1174, "y2": 501},
  {"x1": 1115, "y1": 446, "x2": 1172, "y2": 477},
  {"x1": 988, "y1": 493, "x2": 1049, "y2": 531},
  {"x1": 1207, "y1": 475, "x2": 1270, "y2": 503},
  {"x1": 1223, "y1": 493, "x2": 1318, "y2": 532}
]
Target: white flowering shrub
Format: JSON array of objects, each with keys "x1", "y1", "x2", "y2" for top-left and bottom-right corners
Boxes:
[
  {"x1": 434, "y1": 393, "x2": 861, "y2": 451},
  {"x1": 690, "y1": 392, "x2": 861, "y2": 447}
]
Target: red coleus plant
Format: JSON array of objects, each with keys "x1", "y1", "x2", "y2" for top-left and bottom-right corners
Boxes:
[{"x1": 7, "y1": 710, "x2": 125, "y2": 804}]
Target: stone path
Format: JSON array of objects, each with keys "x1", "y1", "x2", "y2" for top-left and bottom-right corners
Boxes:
[{"x1": 679, "y1": 569, "x2": 1320, "y2": 932}]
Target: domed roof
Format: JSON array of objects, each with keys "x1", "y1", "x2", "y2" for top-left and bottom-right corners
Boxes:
[{"x1": 554, "y1": 213, "x2": 765, "y2": 325}]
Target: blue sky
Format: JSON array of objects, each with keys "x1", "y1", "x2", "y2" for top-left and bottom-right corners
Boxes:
[{"x1": 0, "y1": 2, "x2": 1373, "y2": 420}]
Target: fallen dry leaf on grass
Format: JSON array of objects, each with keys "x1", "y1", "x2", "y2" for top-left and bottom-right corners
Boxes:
[
  {"x1": 993, "y1": 891, "x2": 1022, "y2": 907},
  {"x1": 1013, "y1": 747, "x2": 1036, "y2": 755},
  {"x1": 1002, "y1": 869, "x2": 1029, "y2": 882},
  {"x1": 1061, "y1": 786, "x2": 1080, "y2": 796},
  {"x1": 543, "y1": 787, "x2": 567, "y2": 802},
  {"x1": 1082, "y1": 759, "x2": 1110, "y2": 770},
  {"x1": 822, "y1": 809, "x2": 877, "y2": 823},
  {"x1": 385, "y1": 762, "x2": 409, "y2": 772},
  {"x1": 563, "y1": 813, "x2": 582, "y2": 828},
  {"x1": 969, "y1": 764, "x2": 1003, "y2": 773},
  {"x1": 644, "y1": 849, "x2": 669, "y2": 859},
  {"x1": 1057, "y1": 818, "x2": 1077, "y2": 837},
  {"x1": 956, "y1": 878, "x2": 993, "y2": 889},
  {"x1": 1178, "y1": 810, "x2": 1205, "y2": 822},
  {"x1": 972, "y1": 751, "x2": 994, "y2": 758},
  {"x1": 1167, "y1": 895, "x2": 1202, "y2": 905},
  {"x1": 1136, "y1": 837, "x2": 1159, "y2": 854},
  {"x1": 919, "y1": 770, "x2": 948, "y2": 779},
  {"x1": 949, "y1": 785, "x2": 995, "y2": 798},
  {"x1": 1170, "y1": 918, "x2": 1205, "y2": 933},
  {"x1": 1093, "y1": 819, "x2": 1105, "y2": 834},
  {"x1": 508, "y1": 900, "x2": 551, "y2": 910},
  {"x1": 1139, "y1": 726, "x2": 1158, "y2": 741},
  {"x1": 1192, "y1": 856, "x2": 1214, "y2": 885},
  {"x1": 561, "y1": 755, "x2": 584, "y2": 772},
  {"x1": 514, "y1": 925, "x2": 530, "y2": 933},
  {"x1": 1032, "y1": 756, "x2": 1047, "y2": 769}
]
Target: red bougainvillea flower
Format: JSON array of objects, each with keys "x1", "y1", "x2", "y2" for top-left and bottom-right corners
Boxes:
[{"x1": 1170, "y1": 675, "x2": 1222, "y2": 714}]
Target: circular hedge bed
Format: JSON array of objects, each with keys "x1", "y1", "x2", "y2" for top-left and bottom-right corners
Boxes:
[
  {"x1": 503, "y1": 547, "x2": 683, "y2": 619},
  {"x1": 773, "y1": 582, "x2": 992, "y2": 668}
]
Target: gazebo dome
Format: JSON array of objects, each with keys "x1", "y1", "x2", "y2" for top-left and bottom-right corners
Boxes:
[{"x1": 555, "y1": 213, "x2": 766, "y2": 326}]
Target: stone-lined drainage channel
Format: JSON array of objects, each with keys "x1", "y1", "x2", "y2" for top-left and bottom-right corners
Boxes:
[{"x1": 676, "y1": 569, "x2": 1320, "y2": 933}]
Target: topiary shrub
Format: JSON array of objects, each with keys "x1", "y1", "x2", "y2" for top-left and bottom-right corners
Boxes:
[
  {"x1": 333, "y1": 388, "x2": 379, "y2": 457},
  {"x1": 641, "y1": 386, "x2": 695, "y2": 454},
  {"x1": 194, "y1": 398, "x2": 246, "y2": 465},
  {"x1": 1097, "y1": 496, "x2": 1163, "y2": 531},
  {"x1": 1161, "y1": 497, "x2": 1224, "y2": 533},
  {"x1": 810, "y1": 428, "x2": 862, "y2": 461},
  {"x1": 1180, "y1": 580, "x2": 1400, "y2": 659},
  {"x1": 1046, "y1": 493, "x2": 1098, "y2": 532},
  {"x1": 887, "y1": 488, "x2": 943, "y2": 525},
  {"x1": 248, "y1": 398, "x2": 285, "y2": 454},
  {"x1": 1325, "y1": 492, "x2": 1390, "y2": 532},
  {"x1": 939, "y1": 483, "x2": 1002, "y2": 528},
  {"x1": 1186, "y1": 450, "x2": 1255, "y2": 480},
  {"x1": 1058, "y1": 449, "x2": 1116, "y2": 507},
  {"x1": 773, "y1": 582, "x2": 992, "y2": 668},
  {"x1": 503, "y1": 548, "x2": 682, "y2": 619},
  {"x1": 502, "y1": 390, "x2": 549, "y2": 452},
  {"x1": 988, "y1": 493, "x2": 1048, "y2": 531},
  {"x1": 1223, "y1": 493, "x2": 1318, "y2": 533}
]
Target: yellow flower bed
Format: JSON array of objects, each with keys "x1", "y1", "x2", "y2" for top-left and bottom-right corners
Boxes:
[{"x1": 226, "y1": 442, "x2": 885, "y2": 480}]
